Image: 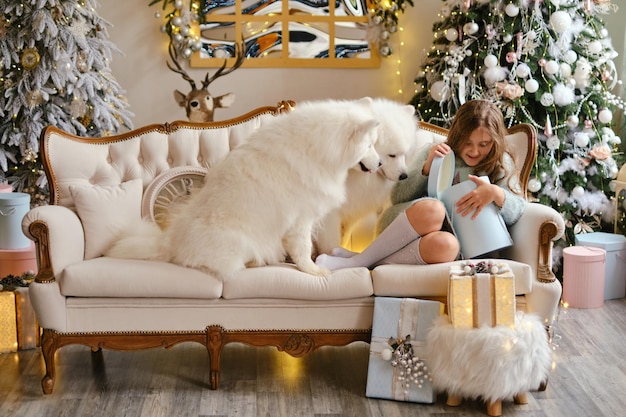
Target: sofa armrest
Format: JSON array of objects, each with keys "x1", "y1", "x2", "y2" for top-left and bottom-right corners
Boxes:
[
  {"x1": 502, "y1": 202, "x2": 565, "y2": 282},
  {"x1": 22, "y1": 205, "x2": 85, "y2": 283},
  {"x1": 502, "y1": 203, "x2": 565, "y2": 326}
]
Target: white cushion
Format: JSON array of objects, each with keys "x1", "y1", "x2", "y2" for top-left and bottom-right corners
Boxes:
[
  {"x1": 69, "y1": 179, "x2": 143, "y2": 259},
  {"x1": 59, "y1": 257, "x2": 222, "y2": 299},
  {"x1": 372, "y1": 260, "x2": 532, "y2": 297},
  {"x1": 223, "y1": 264, "x2": 374, "y2": 300}
]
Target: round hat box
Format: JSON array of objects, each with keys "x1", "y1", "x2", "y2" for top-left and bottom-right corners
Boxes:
[
  {"x1": 562, "y1": 246, "x2": 606, "y2": 309},
  {"x1": 0, "y1": 192, "x2": 31, "y2": 250},
  {"x1": 428, "y1": 151, "x2": 513, "y2": 259}
]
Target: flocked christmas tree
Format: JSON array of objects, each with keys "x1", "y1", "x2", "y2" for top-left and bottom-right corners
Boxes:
[
  {"x1": 411, "y1": 0, "x2": 625, "y2": 266},
  {"x1": 0, "y1": 0, "x2": 133, "y2": 206}
]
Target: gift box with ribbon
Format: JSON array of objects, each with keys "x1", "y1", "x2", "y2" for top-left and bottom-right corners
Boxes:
[
  {"x1": 0, "y1": 275, "x2": 39, "y2": 352},
  {"x1": 448, "y1": 260, "x2": 516, "y2": 329},
  {"x1": 428, "y1": 152, "x2": 513, "y2": 258},
  {"x1": 365, "y1": 297, "x2": 444, "y2": 403}
]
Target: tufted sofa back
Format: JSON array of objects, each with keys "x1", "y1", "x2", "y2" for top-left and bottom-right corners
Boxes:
[{"x1": 40, "y1": 101, "x2": 294, "y2": 209}]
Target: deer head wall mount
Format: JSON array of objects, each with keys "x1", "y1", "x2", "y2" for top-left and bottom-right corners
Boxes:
[{"x1": 167, "y1": 42, "x2": 246, "y2": 122}]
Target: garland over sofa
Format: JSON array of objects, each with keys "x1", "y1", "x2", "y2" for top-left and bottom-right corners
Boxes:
[{"x1": 24, "y1": 100, "x2": 564, "y2": 394}]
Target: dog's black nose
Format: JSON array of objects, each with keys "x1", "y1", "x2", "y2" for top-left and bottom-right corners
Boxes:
[
  {"x1": 399, "y1": 173, "x2": 408, "y2": 180},
  {"x1": 378, "y1": 160, "x2": 382, "y2": 167}
]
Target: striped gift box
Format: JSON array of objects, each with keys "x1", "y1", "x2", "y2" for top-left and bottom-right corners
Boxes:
[
  {"x1": 365, "y1": 297, "x2": 444, "y2": 403},
  {"x1": 448, "y1": 260, "x2": 516, "y2": 329}
]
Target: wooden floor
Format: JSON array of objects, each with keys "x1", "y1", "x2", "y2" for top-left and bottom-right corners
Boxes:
[{"x1": 1, "y1": 299, "x2": 624, "y2": 417}]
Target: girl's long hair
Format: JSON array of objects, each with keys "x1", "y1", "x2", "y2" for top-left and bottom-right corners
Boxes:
[{"x1": 446, "y1": 100, "x2": 519, "y2": 192}]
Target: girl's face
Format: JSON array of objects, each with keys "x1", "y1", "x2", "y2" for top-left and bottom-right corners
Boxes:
[{"x1": 459, "y1": 126, "x2": 493, "y2": 167}]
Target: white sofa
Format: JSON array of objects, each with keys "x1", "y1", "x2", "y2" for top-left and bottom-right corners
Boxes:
[{"x1": 24, "y1": 100, "x2": 564, "y2": 394}]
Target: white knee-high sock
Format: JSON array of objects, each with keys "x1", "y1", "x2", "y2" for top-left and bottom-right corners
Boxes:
[
  {"x1": 374, "y1": 239, "x2": 427, "y2": 267},
  {"x1": 315, "y1": 211, "x2": 419, "y2": 270}
]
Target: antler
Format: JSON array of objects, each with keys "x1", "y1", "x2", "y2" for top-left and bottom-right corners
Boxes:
[
  {"x1": 167, "y1": 40, "x2": 247, "y2": 122},
  {"x1": 166, "y1": 43, "x2": 197, "y2": 90},
  {"x1": 202, "y1": 40, "x2": 247, "y2": 89}
]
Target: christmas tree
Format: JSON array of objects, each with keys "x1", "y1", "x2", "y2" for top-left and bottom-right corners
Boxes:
[
  {"x1": 411, "y1": 0, "x2": 625, "y2": 267},
  {"x1": 0, "y1": 0, "x2": 134, "y2": 206}
]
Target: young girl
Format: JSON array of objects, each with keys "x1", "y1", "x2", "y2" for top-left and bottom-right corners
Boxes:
[{"x1": 315, "y1": 99, "x2": 527, "y2": 271}]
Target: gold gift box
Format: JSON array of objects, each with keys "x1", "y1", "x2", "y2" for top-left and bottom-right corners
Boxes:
[
  {"x1": 448, "y1": 261, "x2": 516, "y2": 328},
  {"x1": 0, "y1": 288, "x2": 39, "y2": 352}
]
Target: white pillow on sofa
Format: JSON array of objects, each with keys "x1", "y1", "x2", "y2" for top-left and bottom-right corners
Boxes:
[{"x1": 69, "y1": 179, "x2": 143, "y2": 260}]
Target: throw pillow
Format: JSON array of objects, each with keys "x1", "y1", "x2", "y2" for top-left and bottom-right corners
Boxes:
[{"x1": 69, "y1": 179, "x2": 143, "y2": 260}]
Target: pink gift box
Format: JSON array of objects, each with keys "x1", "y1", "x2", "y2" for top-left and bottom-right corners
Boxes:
[{"x1": 562, "y1": 246, "x2": 606, "y2": 309}]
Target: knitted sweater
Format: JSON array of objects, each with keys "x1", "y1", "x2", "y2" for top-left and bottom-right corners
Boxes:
[{"x1": 375, "y1": 142, "x2": 527, "y2": 235}]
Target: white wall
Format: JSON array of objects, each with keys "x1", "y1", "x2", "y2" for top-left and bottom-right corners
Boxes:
[{"x1": 99, "y1": 2, "x2": 625, "y2": 129}]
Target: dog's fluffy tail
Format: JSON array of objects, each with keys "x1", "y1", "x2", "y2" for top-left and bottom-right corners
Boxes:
[{"x1": 105, "y1": 220, "x2": 165, "y2": 260}]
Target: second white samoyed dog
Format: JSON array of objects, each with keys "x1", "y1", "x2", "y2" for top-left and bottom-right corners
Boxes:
[
  {"x1": 315, "y1": 98, "x2": 418, "y2": 254},
  {"x1": 106, "y1": 98, "x2": 381, "y2": 279}
]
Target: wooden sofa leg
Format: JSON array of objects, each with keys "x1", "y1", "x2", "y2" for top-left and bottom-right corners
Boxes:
[
  {"x1": 487, "y1": 399, "x2": 502, "y2": 417},
  {"x1": 446, "y1": 394, "x2": 462, "y2": 406},
  {"x1": 207, "y1": 325, "x2": 225, "y2": 390},
  {"x1": 514, "y1": 393, "x2": 528, "y2": 404},
  {"x1": 40, "y1": 329, "x2": 59, "y2": 395}
]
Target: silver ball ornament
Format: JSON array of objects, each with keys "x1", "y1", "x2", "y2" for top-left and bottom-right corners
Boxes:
[
  {"x1": 464, "y1": 22, "x2": 479, "y2": 35},
  {"x1": 547, "y1": 136, "x2": 561, "y2": 150},
  {"x1": 550, "y1": 11, "x2": 572, "y2": 33},
  {"x1": 572, "y1": 186, "x2": 585, "y2": 198},
  {"x1": 598, "y1": 108, "x2": 613, "y2": 124},
  {"x1": 516, "y1": 63, "x2": 530, "y2": 78},
  {"x1": 484, "y1": 54, "x2": 498, "y2": 68},
  {"x1": 574, "y1": 132, "x2": 589, "y2": 147},
  {"x1": 525, "y1": 79, "x2": 539, "y2": 93},
  {"x1": 505, "y1": 4, "x2": 520, "y2": 17},
  {"x1": 446, "y1": 28, "x2": 459, "y2": 42},
  {"x1": 528, "y1": 178, "x2": 542, "y2": 193}
]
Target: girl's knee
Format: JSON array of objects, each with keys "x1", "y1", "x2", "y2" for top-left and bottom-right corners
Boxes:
[
  {"x1": 420, "y1": 232, "x2": 459, "y2": 264},
  {"x1": 406, "y1": 199, "x2": 447, "y2": 234}
]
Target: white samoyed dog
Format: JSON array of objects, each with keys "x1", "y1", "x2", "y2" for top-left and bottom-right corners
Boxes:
[
  {"x1": 106, "y1": 98, "x2": 382, "y2": 279},
  {"x1": 315, "y1": 98, "x2": 418, "y2": 254}
]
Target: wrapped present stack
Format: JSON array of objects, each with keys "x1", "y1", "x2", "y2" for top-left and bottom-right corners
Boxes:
[
  {"x1": 424, "y1": 260, "x2": 551, "y2": 416},
  {"x1": 0, "y1": 185, "x2": 37, "y2": 278},
  {"x1": 448, "y1": 260, "x2": 516, "y2": 329},
  {"x1": 0, "y1": 184, "x2": 39, "y2": 352},
  {"x1": 365, "y1": 297, "x2": 444, "y2": 403}
]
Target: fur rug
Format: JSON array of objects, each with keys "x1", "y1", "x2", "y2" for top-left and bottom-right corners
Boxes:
[{"x1": 425, "y1": 312, "x2": 552, "y2": 403}]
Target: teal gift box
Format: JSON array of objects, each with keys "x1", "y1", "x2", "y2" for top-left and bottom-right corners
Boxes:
[
  {"x1": 575, "y1": 232, "x2": 626, "y2": 300},
  {"x1": 365, "y1": 297, "x2": 444, "y2": 403}
]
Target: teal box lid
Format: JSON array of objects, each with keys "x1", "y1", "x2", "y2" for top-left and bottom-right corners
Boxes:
[
  {"x1": 428, "y1": 151, "x2": 455, "y2": 199},
  {"x1": 575, "y1": 232, "x2": 626, "y2": 252},
  {"x1": 0, "y1": 192, "x2": 30, "y2": 207}
]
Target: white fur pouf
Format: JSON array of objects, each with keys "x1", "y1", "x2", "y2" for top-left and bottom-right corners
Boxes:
[{"x1": 425, "y1": 312, "x2": 552, "y2": 404}]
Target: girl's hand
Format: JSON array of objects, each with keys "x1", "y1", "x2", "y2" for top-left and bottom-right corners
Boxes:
[
  {"x1": 456, "y1": 175, "x2": 505, "y2": 219},
  {"x1": 422, "y1": 142, "x2": 452, "y2": 176}
]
